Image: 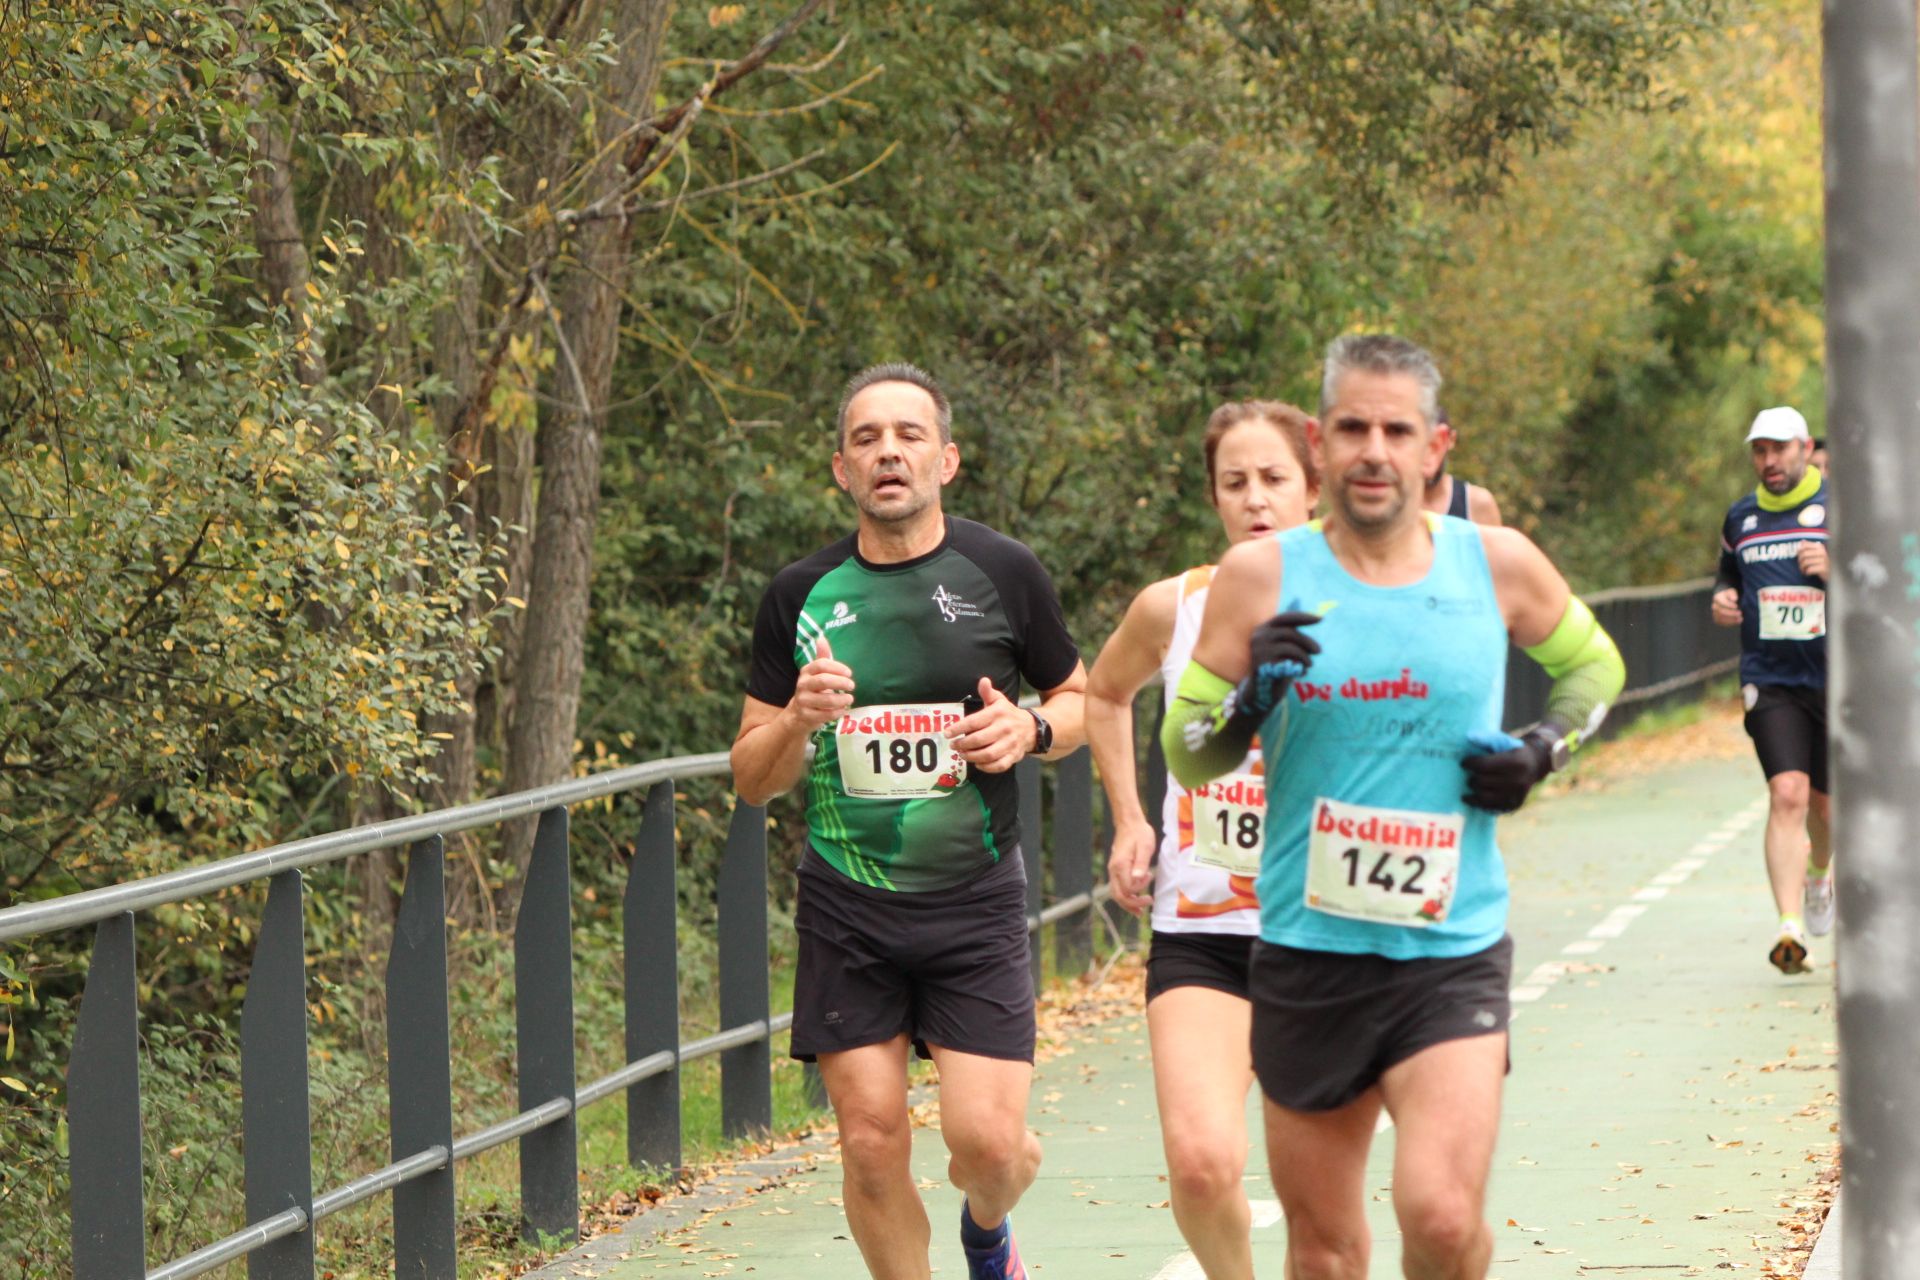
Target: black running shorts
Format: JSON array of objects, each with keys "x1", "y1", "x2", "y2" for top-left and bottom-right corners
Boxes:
[
  {"x1": 1145, "y1": 930, "x2": 1256, "y2": 1002},
  {"x1": 1249, "y1": 935, "x2": 1514, "y2": 1113},
  {"x1": 790, "y1": 846, "x2": 1034, "y2": 1063},
  {"x1": 1743, "y1": 682, "x2": 1828, "y2": 794}
]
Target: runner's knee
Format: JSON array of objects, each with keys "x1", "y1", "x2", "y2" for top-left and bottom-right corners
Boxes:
[
  {"x1": 1286, "y1": 1225, "x2": 1368, "y2": 1280},
  {"x1": 1397, "y1": 1184, "x2": 1484, "y2": 1264},
  {"x1": 1164, "y1": 1131, "x2": 1245, "y2": 1207},
  {"x1": 835, "y1": 1104, "x2": 912, "y2": 1183},
  {"x1": 945, "y1": 1118, "x2": 1031, "y2": 1180},
  {"x1": 1768, "y1": 772, "x2": 1811, "y2": 813}
]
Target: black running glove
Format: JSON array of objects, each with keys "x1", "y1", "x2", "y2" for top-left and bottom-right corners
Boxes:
[
  {"x1": 1461, "y1": 730, "x2": 1557, "y2": 814},
  {"x1": 1233, "y1": 611, "x2": 1323, "y2": 722}
]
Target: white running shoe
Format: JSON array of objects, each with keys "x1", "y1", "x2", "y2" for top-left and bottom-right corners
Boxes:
[
  {"x1": 1770, "y1": 919, "x2": 1811, "y2": 975},
  {"x1": 1805, "y1": 872, "x2": 1836, "y2": 937}
]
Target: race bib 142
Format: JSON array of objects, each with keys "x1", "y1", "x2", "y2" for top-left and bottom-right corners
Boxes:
[{"x1": 1303, "y1": 797, "x2": 1464, "y2": 928}]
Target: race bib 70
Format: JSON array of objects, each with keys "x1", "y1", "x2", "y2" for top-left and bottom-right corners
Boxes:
[
  {"x1": 1303, "y1": 797, "x2": 1464, "y2": 928},
  {"x1": 1757, "y1": 585, "x2": 1825, "y2": 641},
  {"x1": 834, "y1": 703, "x2": 968, "y2": 799}
]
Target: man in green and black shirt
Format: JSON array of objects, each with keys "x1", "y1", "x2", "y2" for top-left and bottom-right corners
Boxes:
[{"x1": 732, "y1": 363, "x2": 1085, "y2": 1280}]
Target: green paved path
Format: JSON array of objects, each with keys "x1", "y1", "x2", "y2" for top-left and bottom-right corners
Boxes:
[{"x1": 560, "y1": 755, "x2": 1837, "y2": 1279}]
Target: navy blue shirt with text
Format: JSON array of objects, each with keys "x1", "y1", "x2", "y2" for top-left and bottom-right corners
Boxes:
[{"x1": 1717, "y1": 475, "x2": 1829, "y2": 690}]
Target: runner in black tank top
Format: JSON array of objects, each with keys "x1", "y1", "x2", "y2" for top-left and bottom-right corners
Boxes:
[
  {"x1": 1447, "y1": 475, "x2": 1474, "y2": 519},
  {"x1": 1424, "y1": 406, "x2": 1505, "y2": 526}
]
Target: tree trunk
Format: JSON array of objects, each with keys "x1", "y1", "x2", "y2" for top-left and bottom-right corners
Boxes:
[
  {"x1": 476, "y1": 411, "x2": 538, "y2": 750},
  {"x1": 499, "y1": 0, "x2": 673, "y2": 897},
  {"x1": 244, "y1": 98, "x2": 324, "y2": 386}
]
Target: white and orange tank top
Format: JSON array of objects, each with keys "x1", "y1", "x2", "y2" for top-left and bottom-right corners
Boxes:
[{"x1": 1153, "y1": 566, "x2": 1263, "y2": 935}]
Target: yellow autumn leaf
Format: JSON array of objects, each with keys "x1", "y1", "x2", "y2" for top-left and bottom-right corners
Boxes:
[
  {"x1": 1, "y1": 1075, "x2": 28, "y2": 1092},
  {"x1": 708, "y1": 4, "x2": 746, "y2": 28}
]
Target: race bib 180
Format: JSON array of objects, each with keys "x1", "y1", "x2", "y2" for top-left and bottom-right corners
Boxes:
[
  {"x1": 834, "y1": 703, "x2": 968, "y2": 799},
  {"x1": 1190, "y1": 775, "x2": 1265, "y2": 877},
  {"x1": 1757, "y1": 585, "x2": 1825, "y2": 641},
  {"x1": 1304, "y1": 797, "x2": 1464, "y2": 927}
]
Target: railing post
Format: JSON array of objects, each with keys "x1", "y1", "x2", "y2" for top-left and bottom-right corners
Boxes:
[
  {"x1": 718, "y1": 802, "x2": 772, "y2": 1139},
  {"x1": 516, "y1": 808, "x2": 578, "y2": 1244},
  {"x1": 242, "y1": 870, "x2": 315, "y2": 1280},
  {"x1": 67, "y1": 912, "x2": 145, "y2": 1280},
  {"x1": 626, "y1": 784, "x2": 681, "y2": 1170},
  {"x1": 1053, "y1": 748, "x2": 1095, "y2": 978},
  {"x1": 1017, "y1": 757, "x2": 1045, "y2": 993},
  {"x1": 388, "y1": 837, "x2": 457, "y2": 1278}
]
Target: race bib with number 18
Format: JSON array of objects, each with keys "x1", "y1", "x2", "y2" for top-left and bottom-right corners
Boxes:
[
  {"x1": 834, "y1": 703, "x2": 969, "y2": 799},
  {"x1": 1190, "y1": 775, "x2": 1265, "y2": 877}
]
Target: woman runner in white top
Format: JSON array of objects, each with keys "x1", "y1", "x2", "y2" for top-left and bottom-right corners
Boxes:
[{"x1": 1085, "y1": 402, "x2": 1318, "y2": 1280}]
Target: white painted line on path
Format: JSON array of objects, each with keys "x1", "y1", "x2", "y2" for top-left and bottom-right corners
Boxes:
[
  {"x1": 1588, "y1": 904, "x2": 1649, "y2": 938},
  {"x1": 1148, "y1": 1200, "x2": 1283, "y2": 1280}
]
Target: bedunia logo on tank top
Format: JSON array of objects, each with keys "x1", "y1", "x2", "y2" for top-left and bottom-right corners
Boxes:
[
  {"x1": 1293, "y1": 669, "x2": 1431, "y2": 703},
  {"x1": 930, "y1": 584, "x2": 984, "y2": 622}
]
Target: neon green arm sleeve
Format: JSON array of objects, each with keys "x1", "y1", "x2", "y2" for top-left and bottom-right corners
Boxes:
[
  {"x1": 1524, "y1": 596, "x2": 1626, "y2": 750},
  {"x1": 1160, "y1": 660, "x2": 1256, "y2": 790}
]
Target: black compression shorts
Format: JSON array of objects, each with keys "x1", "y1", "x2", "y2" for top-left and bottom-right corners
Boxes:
[
  {"x1": 1145, "y1": 931, "x2": 1255, "y2": 1002},
  {"x1": 1249, "y1": 935, "x2": 1513, "y2": 1113},
  {"x1": 789, "y1": 846, "x2": 1034, "y2": 1063},
  {"x1": 1743, "y1": 682, "x2": 1828, "y2": 794}
]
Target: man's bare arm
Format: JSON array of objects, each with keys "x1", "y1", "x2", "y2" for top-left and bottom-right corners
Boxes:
[{"x1": 730, "y1": 636, "x2": 855, "y2": 805}]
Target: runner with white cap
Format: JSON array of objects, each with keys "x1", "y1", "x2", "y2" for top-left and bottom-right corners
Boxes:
[{"x1": 1711, "y1": 405, "x2": 1834, "y2": 974}]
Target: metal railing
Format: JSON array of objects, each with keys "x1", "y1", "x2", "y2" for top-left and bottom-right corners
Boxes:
[
  {"x1": 2, "y1": 576, "x2": 1738, "y2": 1279},
  {"x1": 0, "y1": 748, "x2": 1107, "y2": 1280},
  {"x1": 1503, "y1": 576, "x2": 1740, "y2": 735}
]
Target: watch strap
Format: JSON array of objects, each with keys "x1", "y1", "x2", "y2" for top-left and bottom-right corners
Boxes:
[{"x1": 1027, "y1": 708, "x2": 1053, "y2": 754}]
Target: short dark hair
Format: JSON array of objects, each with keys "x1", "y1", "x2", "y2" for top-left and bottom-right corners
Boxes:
[
  {"x1": 837, "y1": 362, "x2": 952, "y2": 444},
  {"x1": 1321, "y1": 334, "x2": 1443, "y2": 427}
]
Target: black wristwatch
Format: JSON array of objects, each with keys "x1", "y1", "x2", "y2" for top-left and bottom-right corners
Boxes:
[{"x1": 1027, "y1": 709, "x2": 1054, "y2": 755}]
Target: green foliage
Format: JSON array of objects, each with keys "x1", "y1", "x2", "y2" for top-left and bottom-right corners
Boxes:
[
  {"x1": 0, "y1": 8, "x2": 504, "y2": 892},
  {"x1": 1229, "y1": 0, "x2": 1723, "y2": 207}
]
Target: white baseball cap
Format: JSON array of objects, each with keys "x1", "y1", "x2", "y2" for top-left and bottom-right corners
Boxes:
[{"x1": 1746, "y1": 406, "x2": 1810, "y2": 443}]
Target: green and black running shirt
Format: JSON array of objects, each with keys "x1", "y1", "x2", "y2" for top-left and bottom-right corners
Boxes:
[{"x1": 746, "y1": 517, "x2": 1080, "y2": 893}]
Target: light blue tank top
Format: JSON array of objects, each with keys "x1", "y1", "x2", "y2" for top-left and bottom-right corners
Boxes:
[{"x1": 1256, "y1": 517, "x2": 1510, "y2": 959}]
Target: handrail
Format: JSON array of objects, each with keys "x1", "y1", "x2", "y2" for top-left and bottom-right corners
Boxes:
[
  {"x1": 0, "y1": 752, "x2": 731, "y2": 943},
  {"x1": 1583, "y1": 574, "x2": 1717, "y2": 605}
]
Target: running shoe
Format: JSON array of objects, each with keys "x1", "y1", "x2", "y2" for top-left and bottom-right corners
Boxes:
[
  {"x1": 959, "y1": 1202, "x2": 1028, "y2": 1280},
  {"x1": 1769, "y1": 918, "x2": 1811, "y2": 975},
  {"x1": 1805, "y1": 870, "x2": 1836, "y2": 937}
]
